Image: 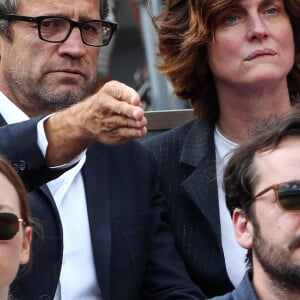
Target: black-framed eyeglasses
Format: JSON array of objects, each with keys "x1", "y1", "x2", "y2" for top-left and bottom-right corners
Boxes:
[
  {"x1": 254, "y1": 181, "x2": 300, "y2": 211},
  {"x1": 0, "y1": 14, "x2": 118, "y2": 47},
  {"x1": 0, "y1": 212, "x2": 26, "y2": 240}
]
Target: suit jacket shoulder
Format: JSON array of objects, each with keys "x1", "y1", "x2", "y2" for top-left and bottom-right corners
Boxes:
[{"x1": 143, "y1": 119, "x2": 215, "y2": 168}]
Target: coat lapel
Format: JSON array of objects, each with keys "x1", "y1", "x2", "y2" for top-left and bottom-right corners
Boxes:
[
  {"x1": 0, "y1": 114, "x2": 6, "y2": 126},
  {"x1": 82, "y1": 143, "x2": 111, "y2": 300},
  {"x1": 180, "y1": 120, "x2": 221, "y2": 241}
]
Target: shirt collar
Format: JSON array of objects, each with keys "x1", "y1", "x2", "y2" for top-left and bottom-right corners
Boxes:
[{"x1": 0, "y1": 91, "x2": 29, "y2": 123}]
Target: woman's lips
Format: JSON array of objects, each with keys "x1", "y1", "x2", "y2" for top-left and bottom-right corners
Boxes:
[{"x1": 245, "y1": 49, "x2": 277, "y2": 61}]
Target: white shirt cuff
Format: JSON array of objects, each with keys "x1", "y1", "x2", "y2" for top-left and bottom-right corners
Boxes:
[{"x1": 37, "y1": 115, "x2": 86, "y2": 169}]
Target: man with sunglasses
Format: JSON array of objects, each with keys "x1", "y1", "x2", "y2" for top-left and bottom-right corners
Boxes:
[
  {"x1": 210, "y1": 106, "x2": 300, "y2": 300},
  {"x1": 0, "y1": 0, "x2": 203, "y2": 299}
]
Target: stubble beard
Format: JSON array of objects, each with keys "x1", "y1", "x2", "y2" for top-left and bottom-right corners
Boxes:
[
  {"x1": 35, "y1": 80, "x2": 95, "y2": 112},
  {"x1": 252, "y1": 216, "x2": 300, "y2": 294},
  {"x1": 7, "y1": 71, "x2": 96, "y2": 116}
]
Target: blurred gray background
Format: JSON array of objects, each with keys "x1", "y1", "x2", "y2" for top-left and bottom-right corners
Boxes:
[{"x1": 101, "y1": 1, "x2": 188, "y2": 110}]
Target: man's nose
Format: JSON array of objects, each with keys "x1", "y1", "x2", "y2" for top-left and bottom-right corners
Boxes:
[{"x1": 58, "y1": 27, "x2": 87, "y2": 57}]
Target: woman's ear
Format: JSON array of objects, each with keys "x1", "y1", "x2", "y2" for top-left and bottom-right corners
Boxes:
[
  {"x1": 20, "y1": 226, "x2": 32, "y2": 265},
  {"x1": 232, "y1": 208, "x2": 253, "y2": 249}
]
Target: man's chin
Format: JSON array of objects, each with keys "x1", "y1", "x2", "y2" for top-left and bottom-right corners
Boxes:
[
  {"x1": 38, "y1": 88, "x2": 84, "y2": 107},
  {"x1": 40, "y1": 78, "x2": 95, "y2": 102}
]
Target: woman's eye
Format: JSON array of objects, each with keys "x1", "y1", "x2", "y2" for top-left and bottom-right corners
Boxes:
[
  {"x1": 215, "y1": 8, "x2": 242, "y2": 27},
  {"x1": 225, "y1": 15, "x2": 240, "y2": 24},
  {"x1": 266, "y1": 7, "x2": 279, "y2": 15}
]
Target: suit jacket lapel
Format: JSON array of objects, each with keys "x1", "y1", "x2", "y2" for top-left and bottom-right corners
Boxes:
[
  {"x1": 180, "y1": 120, "x2": 221, "y2": 241},
  {"x1": 39, "y1": 184, "x2": 54, "y2": 199},
  {"x1": 0, "y1": 114, "x2": 6, "y2": 126},
  {"x1": 82, "y1": 143, "x2": 111, "y2": 300}
]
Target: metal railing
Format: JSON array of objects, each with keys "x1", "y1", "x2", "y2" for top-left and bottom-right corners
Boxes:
[{"x1": 136, "y1": 0, "x2": 188, "y2": 110}]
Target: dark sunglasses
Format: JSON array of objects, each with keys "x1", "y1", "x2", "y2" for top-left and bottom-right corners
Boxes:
[
  {"x1": 0, "y1": 212, "x2": 25, "y2": 240},
  {"x1": 254, "y1": 181, "x2": 300, "y2": 211}
]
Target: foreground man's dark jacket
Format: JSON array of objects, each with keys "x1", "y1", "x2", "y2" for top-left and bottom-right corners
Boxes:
[{"x1": 0, "y1": 115, "x2": 203, "y2": 300}]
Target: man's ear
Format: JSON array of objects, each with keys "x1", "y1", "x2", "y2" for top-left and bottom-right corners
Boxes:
[{"x1": 232, "y1": 208, "x2": 253, "y2": 249}]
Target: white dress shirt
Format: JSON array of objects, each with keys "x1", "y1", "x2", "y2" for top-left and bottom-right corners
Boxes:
[
  {"x1": 0, "y1": 92, "x2": 102, "y2": 299},
  {"x1": 214, "y1": 125, "x2": 247, "y2": 288}
]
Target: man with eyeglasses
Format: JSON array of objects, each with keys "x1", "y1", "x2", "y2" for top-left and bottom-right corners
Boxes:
[
  {"x1": 209, "y1": 105, "x2": 300, "y2": 300},
  {"x1": 0, "y1": 0, "x2": 203, "y2": 300}
]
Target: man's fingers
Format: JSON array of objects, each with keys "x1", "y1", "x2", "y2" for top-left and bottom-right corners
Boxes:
[
  {"x1": 112, "y1": 101, "x2": 144, "y2": 120},
  {"x1": 78, "y1": 80, "x2": 148, "y2": 145},
  {"x1": 100, "y1": 115, "x2": 147, "y2": 131},
  {"x1": 103, "y1": 80, "x2": 141, "y2": 105},
  {"x1": 97, "y1": 80, "x2": 144, "y2": 120},
  {"x1": 99, "y1": 126, "x2": 148, "y2": 145}
]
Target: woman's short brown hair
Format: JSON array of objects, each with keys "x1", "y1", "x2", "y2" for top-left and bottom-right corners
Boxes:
[{"x1": 152, "y1": 0, "x2": 300, "y2": 120}]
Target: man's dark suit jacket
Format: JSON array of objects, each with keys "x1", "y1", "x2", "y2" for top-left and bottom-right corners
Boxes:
[
  {"x1": 210, "y1": 271, "x2": 258, "y2": 300},
  {"x1": 143, "y1": 119, "x2": 235, "y2": 298},
  {"x1": 0, "y1": 116, "x2": 203, "y2": 300}
]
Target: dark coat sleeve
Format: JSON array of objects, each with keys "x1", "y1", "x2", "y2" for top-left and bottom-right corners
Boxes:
[{"x1": 0, "y1": 116, "x2": 69, "y2": 191}]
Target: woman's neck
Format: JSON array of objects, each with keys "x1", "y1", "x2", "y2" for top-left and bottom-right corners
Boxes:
[{"x1": 216, "y1": 80, "x2": 292, "y2": 143}]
